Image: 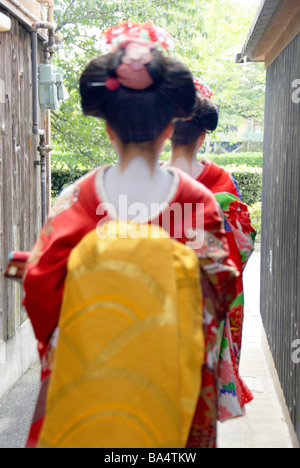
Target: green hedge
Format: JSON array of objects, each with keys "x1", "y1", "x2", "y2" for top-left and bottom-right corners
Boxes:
[
  {"x1": 209, "y1": 152, "x2": 263, "y2": 168},
  {"x1": 227, "y1": 164, "x2": 262, "y2": 206},
  {"x1": 51, "y1": 162, "x2": 262, "y2": 242},
  {"x1": 52, "y1": 163, "x2": 262, "y2": 207},
  {"x1": 249, "y1": 201, "x2": 262, "y2": 241},
  {"x1": 51, "y1": 167, "x2": 89, "y2": 198}
]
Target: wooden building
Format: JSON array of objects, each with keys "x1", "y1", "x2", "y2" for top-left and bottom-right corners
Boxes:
[
  {"x1": 0, "y1": 0, "x2": 48, "y2": 397},
  {"x1": 237, "y1": 0, "x2": 300, "y2": 445}
]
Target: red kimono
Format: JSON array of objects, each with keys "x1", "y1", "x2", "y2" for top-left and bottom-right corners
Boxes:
[
  {"x1": 197, "y1": 160, "x2": 256, "y2": 361},
  {"x1": 186, "y1": 160, "x2": 255, "y2": 448},
  {"x1": 23, "y1": 166, "x2": 238, "y2": 448}
]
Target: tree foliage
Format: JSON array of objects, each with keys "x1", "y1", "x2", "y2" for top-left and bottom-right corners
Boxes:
[{"x1": 51, "y1": 0, "x2": 265, "y2": 169}]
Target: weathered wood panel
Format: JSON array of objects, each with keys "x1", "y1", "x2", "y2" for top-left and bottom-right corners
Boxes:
[
  {"x1": 0, "y1": 9, "x2": 43, "y2": 342},
  {"x1": 261, "y1": 32, "x2": 300, "y2": 441}
]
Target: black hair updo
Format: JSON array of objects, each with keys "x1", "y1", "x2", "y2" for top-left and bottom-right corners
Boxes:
[
  {"x1": 79, "y1": 50, "x2": 196, "y2": 143},
  {"x1": 171, "y1": 94, "x2": 219, "y2": 146}
]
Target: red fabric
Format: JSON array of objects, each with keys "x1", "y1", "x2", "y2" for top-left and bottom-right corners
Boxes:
[
  {"x1": 4, "y1": 252, "x2": 31, "y2": 281},
  {"x1": 10, "y1": 252, "x2": 31, "y2": 261},
  {"x1": 23, "y1": 167, "x2": 239, "y2": 448},
  {"x1": 198, "y1": 160, "x2": 241, "y2": 197},
  {"x1": 25, "y1": 376, "x2": 50, "y2": 448},
  {"x1": 185, "y1": 160, "x2": 254, "y2": 448},
  {"x1": 23, "y1": 168, "x2": 237, "y2": 347},
  {"x1": 186, "y1": 365, "x2": 217, "y2": 448},
  {"x1": 198, "y1": 160, "x2": 251, "y2": 357}
]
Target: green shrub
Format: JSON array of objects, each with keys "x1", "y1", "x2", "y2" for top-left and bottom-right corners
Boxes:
[
  {"x1": 51, "y1": 166, "x2": 89, "y2": 198},
  {"x1": 51, "y1": 162, "x2": 262, "y2": 205},
  {"x1": 228, "y1": 164, "x2": 262, "y2": 206},
  {"x1": 249, "y1": 201, "x2": 262, "y2": 242},
  {"x1": 208, "y1": 152, "x2": 263, "y2": 168},
  {"x1": 51, "y1": 149, "x2": 117, "y2": 171}
]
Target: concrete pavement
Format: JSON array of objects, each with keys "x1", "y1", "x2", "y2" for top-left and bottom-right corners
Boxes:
[
  {"x1": 0, "y1": 360, "x2": 40, "y2": 448},
  {"x1": 0, "y1": 250, "x2": 298, "y2": 448},
  {"x1": 218, "y1": 250, "x2": 298, "y2": 448}
]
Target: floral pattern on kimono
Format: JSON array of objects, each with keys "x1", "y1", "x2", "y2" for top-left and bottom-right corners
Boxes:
[{"x1": 196, "y1": 160, "x2": 256, "y2": 423}]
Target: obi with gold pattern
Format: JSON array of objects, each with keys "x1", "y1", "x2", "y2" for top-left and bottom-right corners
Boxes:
[{"x1": 38, "y1": 222, "x2": 204, "y2": 448}]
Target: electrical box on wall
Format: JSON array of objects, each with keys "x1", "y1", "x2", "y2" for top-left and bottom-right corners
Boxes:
[{"x1": 38, "y1": 63, "x2": 69, "y2": 111}]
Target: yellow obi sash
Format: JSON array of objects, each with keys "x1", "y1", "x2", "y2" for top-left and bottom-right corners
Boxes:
[{"x1": 38, "y1": 222, "x2": 204, "y2": 448}]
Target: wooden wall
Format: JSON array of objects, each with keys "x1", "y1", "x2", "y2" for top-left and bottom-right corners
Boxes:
[
  {"x1": 0, "y1": 8, "x2": 43, "y2": 342},
  {"x1": 261, "y1": 32, "x2": 300, "y2": 442}
]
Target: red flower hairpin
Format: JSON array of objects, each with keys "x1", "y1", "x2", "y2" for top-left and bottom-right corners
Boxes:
[
  {"x1": 90, "y1": 22, "x2": 174, "y2": 92},
  {"x1": 194, "y1": 77, "x2": 213, "y2": 100},
  {"x1": 102, "y1": 21, "x2": 174, "y2": 53}
]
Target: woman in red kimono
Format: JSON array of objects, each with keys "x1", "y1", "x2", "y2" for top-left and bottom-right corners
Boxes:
[
  {"x1": 165, "y1": 78, "x2": 256, "y2": 447},
  {"x1": 22, "y1": 23, "x2": 238, "y2": 448}
]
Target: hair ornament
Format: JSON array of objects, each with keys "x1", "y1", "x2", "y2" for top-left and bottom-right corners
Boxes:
[
  {"x1": 102, "y1": 21, "x2": 174, "y2": 54},
  {"x1": 183, "y1": 78, "x2": 215, "y2": 121},
  {"x1": 90, "y1": 22, "x2": 175, "y2": 91},
  {"x1": 194, "y1": 77, "x2": 213, "y2": 100},
  {"x1": 116, "y1": 63, "x2": 154, "y2": 90},
  {"x1": 121, "y1": 39, "x2": 154, "y2": 69},
  {"x1": 101, "y1": 21, "x2": 174, "y2": 90},
  {"x1": 87, "y1": 77, "x2": 120, "y2": 91},
  {"x1": 105, "y1": 78, "x2": 121, "y2": 91}
]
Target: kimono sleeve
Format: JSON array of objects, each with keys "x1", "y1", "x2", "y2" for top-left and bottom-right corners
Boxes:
[
  {"x1": 215, "y1": 192, "x2": 256, "y2": 270},
  {"x1": 23, "y1": 184, "x2": 89, "y2": 345},
  {"x1": 185, "y1": 191, "x2": 240, "y2": 322}
]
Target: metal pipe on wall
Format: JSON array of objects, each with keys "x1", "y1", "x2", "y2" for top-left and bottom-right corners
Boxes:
[
  {"x1": 31, "y1": 20, "x2": 54, "y2": 225},
  {"x1": 37, "y1": 134, "x2": 51, "y2": 225},
  {"x1": 46, "y1": 1, "x2": 54, "y2": 215},
  {"x1": 31, "y1": 28, "x2": 39, "y2": 136}
]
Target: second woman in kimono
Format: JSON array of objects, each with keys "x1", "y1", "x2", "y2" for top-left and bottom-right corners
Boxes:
[{"x1": 165, "y1": 78, "x2": 256, "y2": 447}]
